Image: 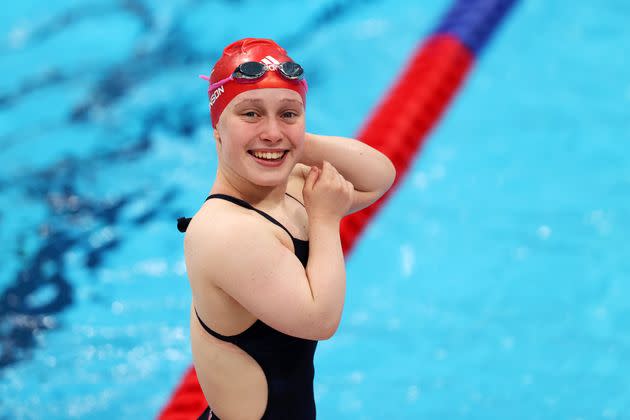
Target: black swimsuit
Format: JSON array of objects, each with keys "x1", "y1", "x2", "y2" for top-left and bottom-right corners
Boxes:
[{"x1": 178, "y1": 193, "x2": 317, "y2": 420}]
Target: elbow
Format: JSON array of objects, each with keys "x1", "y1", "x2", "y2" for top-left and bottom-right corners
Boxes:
[
  {"x1": 316, "y1": 316, "x2": 341, "y2": 340},
  {"x1": 385, "y1": 158, "x2": 396, "y2": 190},
  {"x1": 304, "y1": 310, "x2": 341, "y2": 340},
  {"x1": 373, "y1": 158, "x2": 396, "y2": 200},
  {"x1": 319, "y1": 326, "x2": 338, "y2": 341},
  {"x1": 375, "y1": 150, "x2": 396, "y2": 192}
]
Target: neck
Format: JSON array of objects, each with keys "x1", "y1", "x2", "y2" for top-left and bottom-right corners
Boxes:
[{"x1": 210, "y1": 165, "x2": 289, "y2": 209}]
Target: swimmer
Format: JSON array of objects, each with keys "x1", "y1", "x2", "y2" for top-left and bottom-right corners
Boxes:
[{"x1": 179, "y1": 38, "x2": 396, "y2": 420}]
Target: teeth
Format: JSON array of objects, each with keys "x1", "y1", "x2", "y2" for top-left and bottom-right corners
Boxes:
[{"x1": 252, "y1": 151, "x2": 285, "y2": 160}]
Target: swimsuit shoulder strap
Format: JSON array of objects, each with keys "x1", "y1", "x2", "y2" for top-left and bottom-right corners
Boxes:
[
  {"x1": 176, "y1": 193, "x2": 304, "y2": 237},
  {"x1": 284, "y1": 192, "x2": 305, "y2": 208},
  {"x1": 205, "y1": 193, "x2": 296, "y2": 240}
]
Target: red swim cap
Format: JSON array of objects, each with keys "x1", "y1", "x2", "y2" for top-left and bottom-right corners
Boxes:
[{"x1": 206, "y1": 38, "x2": 307, "y2": 128}]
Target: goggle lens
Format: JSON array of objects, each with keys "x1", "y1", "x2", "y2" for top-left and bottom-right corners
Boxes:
[
  {"x1": 278, "y1": 62, "x2": 304, "y2": 79},
  {"x1": 236, "y1": 62, "x2": 267, "y2": 79}
]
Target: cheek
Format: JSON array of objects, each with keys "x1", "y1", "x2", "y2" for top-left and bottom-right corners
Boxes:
[
  {"x1": 288, "y1": 120, "x2": 306, "y2": 144},
  {"x1": 293, "y1": 137, "x2": 305, "y2": 153},
  {"x1": 221, "y1": 126, "x2": 250, "y2": 154}
]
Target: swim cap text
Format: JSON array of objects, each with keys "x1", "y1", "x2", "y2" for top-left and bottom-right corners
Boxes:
[{"x1": 209, "y1": 86, "x2": 225, "y2": 107}]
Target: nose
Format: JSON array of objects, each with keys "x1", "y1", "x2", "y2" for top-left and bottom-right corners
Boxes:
[{"x1": 259, "y1": 116, "x2": 283, "y2": 143}]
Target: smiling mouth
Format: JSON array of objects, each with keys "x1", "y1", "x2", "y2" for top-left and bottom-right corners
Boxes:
[{"x1": 247, "y1": 150, "x2": 289, "y2": 161}]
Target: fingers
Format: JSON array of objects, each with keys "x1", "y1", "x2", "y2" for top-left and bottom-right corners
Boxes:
[
  {"x1": 303, "y1": 161, "x2": 354, "y2": 220},
  {"x1": 319, "y1": 161, "x2": 352, "y2": 190},
  {"x1": 345, "y1": 179, "x2": 354, "y2": 194},
  {"x1": 303, "y1": 165, "x2": 320, "y2": 192},
  {"x1": 321, "y1": 160, "x2": 341, "y2": 183}
]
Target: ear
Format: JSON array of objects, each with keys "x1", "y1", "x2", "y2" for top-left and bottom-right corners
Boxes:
[{"x1": 213, "y1": 127, "x2": 222, "y2": 154}]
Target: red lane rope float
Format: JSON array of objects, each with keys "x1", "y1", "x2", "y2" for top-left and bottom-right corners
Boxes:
[
  {"x1": 158, "y1": 366, "x2": 208, "y2": 419},
  {"x1": 158, "y1": 34, "x2": 475, "y2": 420},
  {"x1": 341, "y1": 34, "x2": 473, "y2": 253}
]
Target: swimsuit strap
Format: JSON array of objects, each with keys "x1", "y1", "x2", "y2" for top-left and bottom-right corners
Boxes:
[
  {"x1": 205, "y1": 193, "x2": 296, "y2": 241},
  {"x1": 176, "y1": 192, "x2": 304, "y2": 236},
  {"x1": 194, "y1": 306, "x2": 249, "y2": 342},
  {"x1": 285, "y1": 192, "x2": 305, "y2": 208}
]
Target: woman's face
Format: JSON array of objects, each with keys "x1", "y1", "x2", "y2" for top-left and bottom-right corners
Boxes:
[{"x1": 214, "y1": 88, "x2": 306, "y2": 187}]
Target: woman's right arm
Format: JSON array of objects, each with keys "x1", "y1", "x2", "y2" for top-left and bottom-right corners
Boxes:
[{"x1": 185, "y1": 162, "x2": 353, "y2": 340}]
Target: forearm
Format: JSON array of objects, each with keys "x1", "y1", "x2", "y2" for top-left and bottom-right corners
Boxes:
[
  {"x1": 301, "y1": 133, "x2": 396, "y2": 193},
  {"x1": 305, "y1": 219, "x2": 346, "y2": 336}
]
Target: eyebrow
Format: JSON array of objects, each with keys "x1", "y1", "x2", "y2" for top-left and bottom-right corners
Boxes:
[{"x1": 234, "y1": 98, "x2": 304, "y2": 108}]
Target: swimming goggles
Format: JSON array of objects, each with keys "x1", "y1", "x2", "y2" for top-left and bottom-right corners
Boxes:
[{"x1": 199, "y1": 61, "x2": 305, "y2": 92}]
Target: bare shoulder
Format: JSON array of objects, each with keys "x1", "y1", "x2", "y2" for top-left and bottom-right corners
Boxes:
[{"x1": 183, "y1": 202, "x2": 264, "y2": 283}]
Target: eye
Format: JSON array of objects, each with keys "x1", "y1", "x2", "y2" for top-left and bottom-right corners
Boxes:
[
  {"x1": 243, "y1": 111, "x2": 258, "y2": 118},
  {"x1": 282, "y1": 111, "x2": 298, "y2": 119}
]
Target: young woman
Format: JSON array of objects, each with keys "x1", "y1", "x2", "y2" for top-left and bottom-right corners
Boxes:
[{"x1": 180, "y1": 38, "x2": 396, "y2": 420}]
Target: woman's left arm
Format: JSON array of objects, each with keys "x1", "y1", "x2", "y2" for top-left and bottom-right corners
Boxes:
[{"x1": 299, "y1": 132, "x2": 396, "y2": 215}]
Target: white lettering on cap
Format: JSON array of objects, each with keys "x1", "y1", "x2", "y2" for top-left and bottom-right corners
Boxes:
[{"x1": 209, "y1": 85, "x2": 225, "y2": 107}]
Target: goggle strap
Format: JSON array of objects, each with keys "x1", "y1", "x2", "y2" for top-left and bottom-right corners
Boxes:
[{"x1": 206, "y1": 75, "x2": 234, "y2": 93}]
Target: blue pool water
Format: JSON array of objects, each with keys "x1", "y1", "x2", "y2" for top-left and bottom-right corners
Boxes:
[{"x1": 1, "y1": 1, "x2": 629, "y2": 419}]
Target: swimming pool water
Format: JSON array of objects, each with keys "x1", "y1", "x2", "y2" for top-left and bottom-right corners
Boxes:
[{"x1": 1, "y1": 0, "x2": 629, "y2": 418}]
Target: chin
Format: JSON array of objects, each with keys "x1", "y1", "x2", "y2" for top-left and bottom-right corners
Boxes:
[
  {"x1": 251, "y1": 172, "x2": 290, "y2": 187},
  {"x1": 243, "y1": 156, "x2": 294, "y2": 187}
]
